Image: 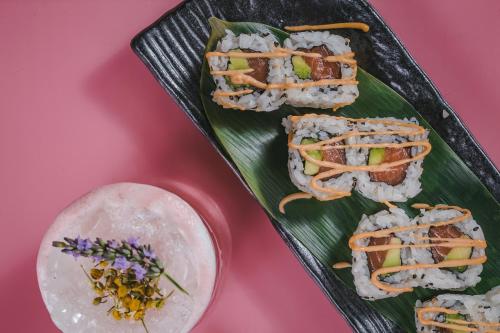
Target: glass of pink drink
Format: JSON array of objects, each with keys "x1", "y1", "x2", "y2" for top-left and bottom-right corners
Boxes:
[{"x1": 37, "y1": 183, "x2": 227, "y2": 333}]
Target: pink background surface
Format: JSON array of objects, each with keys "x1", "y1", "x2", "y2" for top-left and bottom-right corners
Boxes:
[{"x1": 0, "y1": 1, "x2": 499, "y2": 332}]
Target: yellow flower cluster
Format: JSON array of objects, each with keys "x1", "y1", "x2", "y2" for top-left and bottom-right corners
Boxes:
[{"x1": 84, "y1": 261, "x2": 172, "y2": 327}]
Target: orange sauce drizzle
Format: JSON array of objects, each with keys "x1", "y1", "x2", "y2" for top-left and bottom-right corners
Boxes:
[
  {"x1": 278, "y1": 115, "x2": 431, "y2": 211},
  {"x1": 213, "y1": 89, "x2": 253, "y2": 97},
  {"x1": 205, "y1": 51, "x2": 288, "y2": 59},
  {"x1": 330, "y1": 51, "x2": 355, "y2": 58},
  {"x1": 207, "y1": 47, "x2": 358, "y2": 104},
  {"x1": 332, "y1": 102, "x2": 352, "y2": 112},
  {"x1": 212, "y1": 89, "x2": 254, "y2": 110},
  {"x1": 212, "y1": 69, "x2": 357, "y2": 92},
  {"x1": 210, "y1": 68, "x2": 255, "y2": 75},
  {"x1": 212, "y1": 96, "x2": 246, "y2": 111},
  {"x1": 223, "y1": 73, "x2": 268, "y2": 90},
  {"x1": 283, "y1": 115, "x2": 431, "y2": 204},
  {"x1": 383, "y1": 201, "x2": 397, "y2": 209},
  {"x1": 417, "y1": 306, "x2": 500, "y2": 332},
  {"x1": 333, "y1": 262, "x2": 352, "y2": 269},
  {"x1": 284, "y1": 22, "x2": 370, "y2": 32},
  {"x1": 371, "y1": 257, "x2": 487, "y2": 293},
  {"x1": 359, "y1": 238, "x2": 484, "y2": 252},
  {"x1": 273, "y1": 47, "x2": 322, "y2": 58},
  {"x1": 348, "y1": 204, "x2": 487, "y2": 293},
  {"x1": 278, "y1": 192, "x2": 313, "y2": 213},
  {"x1": 325, "y1": 53, "x2": 357, "y2": 65},
  {"x1": 268, "y1": 78, "x2": 358, "y2": 89},
  {"x1": 413, "y1": 203, "x2": 431, "y2": 209}
]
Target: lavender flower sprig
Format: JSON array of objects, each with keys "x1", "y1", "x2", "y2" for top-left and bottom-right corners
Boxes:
[
  {"x1": 53, "y1": 237, "x2": 189, "y2": 333},
  {"x1": 52, "y1": 236, "x2": 188, "y2": 295}
]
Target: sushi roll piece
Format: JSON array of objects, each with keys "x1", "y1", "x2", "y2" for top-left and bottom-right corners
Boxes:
[
  {"x1": 350, "y1": 207, "x2": 420, "y2": 300},
  {"x1": 353, "y1": 117, "x2": 430, "y2": 203},
  {"x1": 206, "y1": 30, "x2": 286, "y2": 111},
  {"x1": 343, "y1": 204, "x2": 486, "y2": 300},
  {"x1": 279, "y1": 115, "x2": 431, "y2": 213},
  {"x1": 411, "y1": 204, "x2": 486, "y2": 291},
  {"x1": 282, "y1": 31, "x2": 359, "y2": 110},
  {"x1": 280, "y1": 115, "x2": 361, "y2": 211},
  {"x1": 415, "y1": 286, "x2": 500, "y2": 333}
]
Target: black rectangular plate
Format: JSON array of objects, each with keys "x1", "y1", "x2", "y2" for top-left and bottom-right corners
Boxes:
[{"x1": 131, "y1": 1, "x2": 499, "y2": 331}]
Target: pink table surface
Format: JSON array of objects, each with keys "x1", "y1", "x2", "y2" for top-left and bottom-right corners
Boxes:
[{"x1": 0, "y1": 1, "x2": 499, "y2": 332}]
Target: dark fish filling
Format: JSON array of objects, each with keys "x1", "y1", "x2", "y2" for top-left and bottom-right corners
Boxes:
[
  {"x1": 296, "y1": 45, "x2": 341, "y2": 81},
  {"x1": 241, "y1": 48, "x2": 269, "y2": 83},
  {"x1": 301, "y1": 138, "x2": 346, "y2": 178},
  {"x1": 369, "y1": 147, "x2": 410, "y2": 186},
  {"x1": 428, "y1": 225, "x2": 472, "y2": 273},
  {"x1": 429, "y1": 225, "x2": 463, "y2": 262},
  {"x1": 319, "y1": 141, "x2": 347, "y2": 180},
  {"x1": 226, "y1": 49, "x2": 269, "y2": 88},
  {"x1": 367, "y1": 234, "x2": 401, "y2": 277}
]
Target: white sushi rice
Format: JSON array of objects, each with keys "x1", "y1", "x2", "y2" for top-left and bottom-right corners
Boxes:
[
  {"x1": 208, "y1": 30, "x2": 286, "y2": 111},
  {"x1": 284, "y1": 116, "x2": 428, "y2": 202},
  {"x1": 415, "y1": 286, "x2": 500, "y2": 333},
  {"x1": 351, "y1": 208, "x2": 420, "y2": 300},
  {"x1": 351, "y1": 207, "x2": 485, "y2": 300},
  {"x1": 283, "y1": 115, "x2": 359, "y2": 199},
  {"x1": 354, "y1": 117, "x2": 429, "y2": 202},
  {"x1": 283, "y1": 31, "x2": 359, "y2": 109},
  {"x1": 413, "y1": 208, "x2": 485, "y2": 290}
]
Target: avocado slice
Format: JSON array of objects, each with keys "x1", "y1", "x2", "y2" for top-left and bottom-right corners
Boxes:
[
  {"x1": 382, "y1": 237, "x2": 402, "y2": 268},
  {"x1": 445, "y1": 235, "x2": 472, "y2": 273},
  {"x1": 228, "y1": 58, "x2": 249, "y2": 71},
  {"x1": 444, "y1": 313, "x2": 467, "y2": 333},
  {"x1": 369, "y1": 148, "x2": 385, "y2": 165},
  {"x1": 292, "y1": 55, "x2": 312, "y2": 80},
  {"x1": 301, "y1": 138, "x2": 322, "y2": 175},
  {"x1": 225, "y1": 49, "x2": 250, "y2": 88}
]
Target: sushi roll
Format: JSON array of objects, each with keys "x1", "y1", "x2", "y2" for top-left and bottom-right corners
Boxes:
[
  {"x1": 279, "y1": 115, "x2": 431, "y2": 213},
  {"x1": 353, "y1": 117, "x2": 430, "y2": 203},
  {"x1": 344, "y1": 204, "x2": 486, "y2": 300},
  {"x1": 282, "y1": 31, "x2": 359, "y2": 110},
  {"x1": 350, "y1": 207, "x2": 420, "y2": 300},
  {"x1": 206, "y1": 30, "x2": 286, "y2": 111},
  {"x1": 280, "y1": 115, "x2": 361, "y2": 211},
  {"x1": 415, "y1": 286, "x2": 500, "y2": 333},
  {"x1": 412, "y1": 204, "x2": 486, "y2": 290}
]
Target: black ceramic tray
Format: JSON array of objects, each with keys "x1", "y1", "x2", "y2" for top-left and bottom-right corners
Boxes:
[{"x1": 131, "y1": 0, "x2": 499, "y2": 331}]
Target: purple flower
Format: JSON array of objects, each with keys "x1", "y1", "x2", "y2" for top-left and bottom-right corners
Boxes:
[
  {"x1": 76, "y1": 236, "x2": 92, "y2": 251},
  {"x1": 62, "y1": 249, "x2": 80, "y2": 259},
  {"x1": 92, "y1": 255, "x2": 103, "y2": 262},
  {"x1": 127, "y1": 237, "x2": 140, "y2": 248},
  {"x1": 131, "y1": 263, "x2": 147, "y2": 280},
  {"x1": 143, "y1": 248, "x2": 156, "y2": 259},
  {"x1": 107, "y1": 240, "x2": 119, "y2": 249},
  {"x1": 113, "y1": 256, "x2": 130, "y2": 271}
]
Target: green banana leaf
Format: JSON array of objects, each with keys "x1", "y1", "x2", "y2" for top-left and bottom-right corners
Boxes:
[{"x1": 200, "y1": 17, "x2": 500, "y2": 332}]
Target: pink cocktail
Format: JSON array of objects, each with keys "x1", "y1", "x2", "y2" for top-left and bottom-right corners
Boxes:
[{"x1": 37, "y1": 183, "x2": 221, "y2": 333}]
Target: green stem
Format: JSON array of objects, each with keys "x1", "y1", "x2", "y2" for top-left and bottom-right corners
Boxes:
[
  {"x1": 80, "y1": 265, "x2": 93, "y2": 284},
  {"x1": 141, "y1": 319, "x2": 150, "y2": 333},
  {"x1": 165, "y1": 289, "x2": 175, "y2": 299},
  {"x1": 163, "y1": 272, "x2": 189, "y2": 295}
]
